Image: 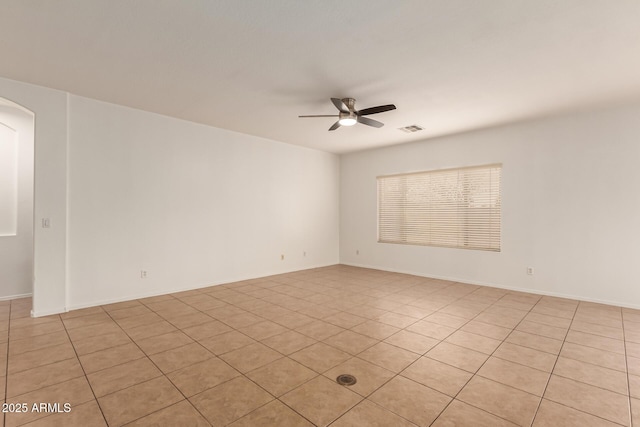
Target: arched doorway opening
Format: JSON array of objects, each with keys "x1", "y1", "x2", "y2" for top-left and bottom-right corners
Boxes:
[{"x1": 0, "y1": 97, "x2": 35, "y2": 313}]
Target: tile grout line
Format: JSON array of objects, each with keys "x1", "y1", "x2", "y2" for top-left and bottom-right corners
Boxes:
[
  {"x1": 58, "y1": 312, "x2": 111, "y2": 427},
  {"x1": 622, "y1": 310, "x2": 633, "y2": 427},
  {"x1": 3, "y1": 302, "x2": 12, "y2": 427},
  {"x1": 102, "y1": 282, "x2": 635, "y2": 425},
  {"x1": 6, "y1": 310, "x2": 108, "y2": 426},
  {"x1": 528, "y1": 298, "x2": 579, "y2": 426},
  {"x1": 139, "y1": 293, "x2": 326, "y2": 426},
  {"x1": 99, "y1": 302, "x2": 216, "y2": 426},
  {"x1": 6, "y1": 331, "x2": 72, "y2": 361},
  {"x1": 15, "y1": 267, "x2": 640, "y2": 426},
  {"x1": 351, "y1": 310, "x2": 470, "y2": 423},
  {"x1": 526, "y1": 303, "x2": 632, "y2": 426},
  {"x1": 220, "y1": 276, "x2": 436, "y2": 426},
  {"x1": 116, "y1": 288, "x2": 318, "y2": 425},
  {"x1": 346, "y1": 281, "x2": 493, "y2": 425},
  {"x1": 331, "y1": 284, "x2": 535, "y2": 426},
  {"x1": 64, "y1": 293, "x2": 281, "y2": 426},
  {"x1": 418, "y1": 289, "x2": 545, "y2": 422},
  {"x1": 426, "y1": 289, "x2": 547, "y2": 426}
]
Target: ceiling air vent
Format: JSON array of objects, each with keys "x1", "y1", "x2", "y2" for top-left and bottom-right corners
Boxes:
[{"x1": 398, "y1": 125, "x2": 424, "y2": 133}]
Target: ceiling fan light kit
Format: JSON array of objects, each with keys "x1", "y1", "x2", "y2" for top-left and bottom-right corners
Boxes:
[
  {"x1": 299, "y1": 98, "x2": 396, "y2": 131},
  {"x1": 338, "y1": 114, "x2": 357, "y2": 127}
]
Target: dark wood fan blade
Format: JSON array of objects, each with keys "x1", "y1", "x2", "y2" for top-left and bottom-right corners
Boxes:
[
  {"x1": 331, "y1": 98, "x2": 349, "y2": 112},
  {"x1": 298, "y1": 115, "x2": 339, "y2": 118},
  {"x1": 329, "y1": 121, "x2": 341, "y2": 131},
  {"x1": 357, "y1": 104, "x2": 396, "y2": 116},
  {"x1": 357, "y1": 116, "x2": 384, "y2": 128}
]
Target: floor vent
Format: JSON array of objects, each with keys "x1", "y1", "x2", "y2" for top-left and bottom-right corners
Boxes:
[{"x1": 336, "y1": 374, "x2": 357, "y2": 386}]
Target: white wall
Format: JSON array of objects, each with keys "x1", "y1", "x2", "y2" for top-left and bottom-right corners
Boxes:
[
  {"x1": 340, "y1": 103, "x2": 640, "y2": 308},
  {"x1": 5, "y1": 69, "x2": 638, "y2": 314},
  {"x1": 0, "y1": 77, "x2": 68, "y2": 316},
  {"x1": 67, "y1": 95, "x2": 339, "y2": 308},
  {"x1": 0, "y1": 104, "x2": 34, "y2": 299}
]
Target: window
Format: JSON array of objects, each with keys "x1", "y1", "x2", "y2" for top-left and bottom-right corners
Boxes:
[{"x1": 378, "y1": 164, "x2": 502, "y2": 251}]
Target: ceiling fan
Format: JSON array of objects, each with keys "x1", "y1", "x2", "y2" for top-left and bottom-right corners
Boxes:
[{"x1": 299, "y1": 98, "x2": 396, "y2": 131}]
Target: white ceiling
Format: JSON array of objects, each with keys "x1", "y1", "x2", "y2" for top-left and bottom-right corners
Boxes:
[{"x1": 1, "y1": 1, "x2": 639, "y2": 153}]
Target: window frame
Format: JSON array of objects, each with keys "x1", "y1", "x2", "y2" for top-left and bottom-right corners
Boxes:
[{"x1": 377, "y1": 163, "x2": 502, "y2": 252}]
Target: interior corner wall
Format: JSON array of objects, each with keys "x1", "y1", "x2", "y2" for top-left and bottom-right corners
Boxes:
[
  {"x1": 67, "y1": 95, "x2": 339, "y2": 309},
  {"x1": 339, "y1": 103, "x2": 640, "y2": 308},
  {"x1": 0, "y1": 77, "x2": 68, "y2": 316}
]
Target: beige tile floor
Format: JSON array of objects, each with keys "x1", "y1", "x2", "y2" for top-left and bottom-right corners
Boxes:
[{"x1": 1, "y1": 265, "x2": 640, "y2": 426}]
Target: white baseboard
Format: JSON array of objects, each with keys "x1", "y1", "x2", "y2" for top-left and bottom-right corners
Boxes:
[
  {"x1": 340, "y1": 262, "x2": 640, "y2": 311},
  {"x1": 66, "y1": 262, "x2": 338, "y2": 312},
  {"x1": 0, "y1": 292, "x2": 32, "y2": 302},
  {"x1": 31, "y1": 307, "x2": 66, "y2": 317},
  {"x1": 29, "y1": 261, "x2": 640, "y2": 316}
]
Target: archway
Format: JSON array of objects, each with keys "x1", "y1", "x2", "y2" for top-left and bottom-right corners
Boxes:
[{"x1": 0, "y1": 97, "x2": 35, "y2": 311}]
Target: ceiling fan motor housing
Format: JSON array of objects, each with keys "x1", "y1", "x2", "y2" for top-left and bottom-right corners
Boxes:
[
  {"x1": 338, "y1": 99, "x2": 358, "y2": 126},
  {"x1": 342, "y1": 98, "x2": 356, "y2": 111},
  {"x1": 299, "y1": 97, "x2": 395, "y2": 130}
]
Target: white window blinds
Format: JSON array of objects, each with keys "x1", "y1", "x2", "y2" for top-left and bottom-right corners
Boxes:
[{"x1": 378, "y1": 164, "x2": 502, "y2": 251}]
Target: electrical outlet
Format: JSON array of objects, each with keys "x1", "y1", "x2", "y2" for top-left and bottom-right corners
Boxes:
[
  {"x1": 280, "y1": 254, "x2": 284, "y2": 261},
  {"x1": 141, "y1": 270, "x2": 147, "y2": 279},
  {"x1": 526, "y1": 267, "x2": 534, "y2": 276}
]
